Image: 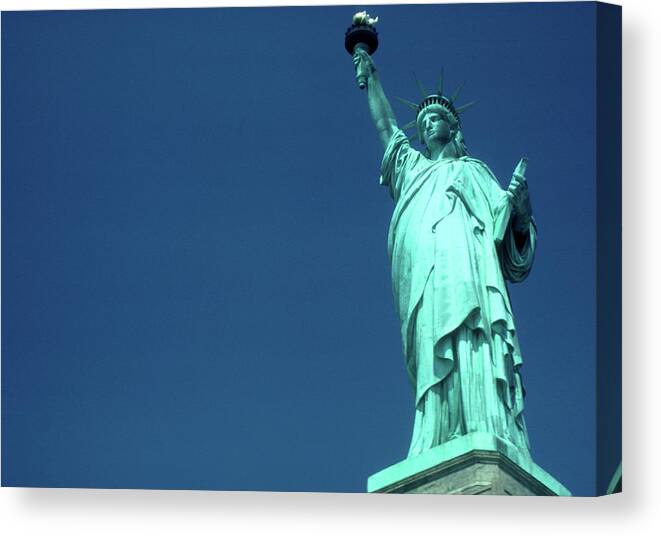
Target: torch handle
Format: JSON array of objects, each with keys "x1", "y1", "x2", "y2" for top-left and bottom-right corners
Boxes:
[{"x1": 353, "y1": 43, "x2": 370, "y2": 90}]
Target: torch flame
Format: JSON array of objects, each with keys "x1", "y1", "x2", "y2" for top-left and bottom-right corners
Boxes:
[{"x1": 353, "y1": 11, "x2": 379, "y2": 26}]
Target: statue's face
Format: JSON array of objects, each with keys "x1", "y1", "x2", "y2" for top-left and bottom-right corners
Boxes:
[{"x1": 421, "y1": 111, "x2": 453, "y2": 147}]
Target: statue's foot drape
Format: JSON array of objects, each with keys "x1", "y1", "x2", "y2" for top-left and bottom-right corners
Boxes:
[{"x1": 407, "y1": 286, "x2": 531, "y2": 459}]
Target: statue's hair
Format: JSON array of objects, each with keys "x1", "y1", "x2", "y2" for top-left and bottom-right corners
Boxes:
[{"x1": 453, "y1": 130, "x2": 469, "y2": 157}]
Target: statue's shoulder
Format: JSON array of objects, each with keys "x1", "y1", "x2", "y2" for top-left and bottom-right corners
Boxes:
[
  {"x1": 386, "y1": 128, "x2": 418, "y2": 158},
  {"x1": 460, "y1": 157, "x2": 498, "y2": 180},
  {"x1": 461, "y1": 156, "x2": 489, "y2": 168}
]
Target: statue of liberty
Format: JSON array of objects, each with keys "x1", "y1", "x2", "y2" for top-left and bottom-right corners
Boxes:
[{"x1": 352, "y1": 45, "x2": 536, "y2": 459}]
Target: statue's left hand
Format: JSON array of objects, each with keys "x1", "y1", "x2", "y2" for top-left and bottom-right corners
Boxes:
[{"x1": 506, "y1": 158, "x2": 532, "y2": 227}]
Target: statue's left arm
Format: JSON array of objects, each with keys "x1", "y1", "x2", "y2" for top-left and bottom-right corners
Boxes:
[
  {"x1": 500, "y1": 216, "x2": 536, "y2": 283},
  {"x1": 500, "y1": 159, "x2": 536, "y2": 282},
  {"x1": 465, "y1": 158, "x2": 536, "y2": 282}
]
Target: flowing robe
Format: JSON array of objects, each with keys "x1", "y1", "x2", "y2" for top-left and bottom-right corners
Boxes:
[{"x1": 379, "y1": 129, "x2": 536, "y2": 458}]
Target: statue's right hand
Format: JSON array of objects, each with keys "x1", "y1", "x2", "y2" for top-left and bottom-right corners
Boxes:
[{"x1": 352, "y1": 48, "x2": 376, "y2": 77}]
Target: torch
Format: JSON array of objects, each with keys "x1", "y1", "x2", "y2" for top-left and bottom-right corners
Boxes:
[{"x1": 344, "y1": 11, "x2": 379, "y2": 90}]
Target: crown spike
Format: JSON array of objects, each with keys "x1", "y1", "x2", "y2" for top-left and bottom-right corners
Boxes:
[
  {"x1": 455, "y1": 100, "x2": 478, "y2": 114},
  {"x1": 450, "y1": 80, "x2": 466, "y2": 103},
  {"x1": 412, "y1": 72, "x2": 428, "y2": 99},
  {"x1": 395, "y1": 96, "x2": 420, "y2": 110},
  {"x1": 437, "y1": 68, "x2": 444, "y2": 97},
  {"x1": 401, "y1": 120, "x2": 418, "y2": 131}
]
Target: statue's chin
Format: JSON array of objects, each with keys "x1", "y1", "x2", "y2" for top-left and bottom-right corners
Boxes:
[{"x1": 425, "y1": 137, "x2": 451, "y2": 150}]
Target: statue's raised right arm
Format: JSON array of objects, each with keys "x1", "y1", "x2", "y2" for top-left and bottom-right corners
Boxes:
[{"x1": 353, "y1": 48, "x2": 398, "y2": 148}]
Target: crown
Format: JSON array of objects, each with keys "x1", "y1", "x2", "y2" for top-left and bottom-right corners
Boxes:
[
  {"x1": 417, "y1": 94, "x2": 461, "y2": 125},
  {"x1": 397, "y1": 70, "x2": 477, "y2": 142}
]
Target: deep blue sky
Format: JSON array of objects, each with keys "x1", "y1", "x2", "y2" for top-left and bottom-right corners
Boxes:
[{"x1": 2, "y1": 3, "x2": 611, "y2": 495}]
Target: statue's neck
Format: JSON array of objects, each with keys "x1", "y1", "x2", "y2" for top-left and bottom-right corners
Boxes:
[{"x1": 429, "y1": 140, "x2": 459, "y2": 161}]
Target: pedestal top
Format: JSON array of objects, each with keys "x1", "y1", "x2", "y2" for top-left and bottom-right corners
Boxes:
[{"x1": 367, "y1": 432, "x2": 572, "y2": 496}]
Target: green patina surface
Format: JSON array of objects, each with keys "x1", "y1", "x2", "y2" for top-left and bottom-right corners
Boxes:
[{"x1": 353, "y1": 27, "x2": 537, "y2": 459}]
